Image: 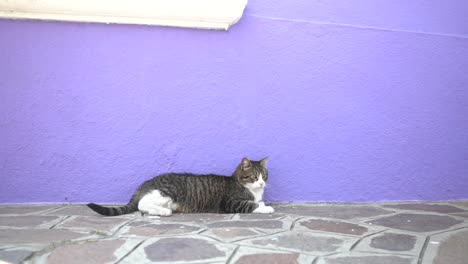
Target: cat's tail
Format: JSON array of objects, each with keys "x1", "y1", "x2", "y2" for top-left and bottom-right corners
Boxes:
[{"x1": 87, "y1": 202, "x2": 138, "y2": 216}]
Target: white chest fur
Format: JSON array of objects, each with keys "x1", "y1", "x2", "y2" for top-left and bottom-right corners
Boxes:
[{"x1": 249, "y1": 188, "x2": 264, "y2": 202}]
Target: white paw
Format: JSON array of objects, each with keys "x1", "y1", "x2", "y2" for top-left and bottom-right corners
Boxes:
[
  {"x1": 253, "y1": 204, "x2": 275, "y2": 214},
  {"x1": 157, "y1": 208, "x2": 173, "y2": 216},
  {"x1": 264, "y1": 206, "x2": 274, "y2": 214},
  {"x1": 143, "y1": 207, "x2": 172, "y2": 216}
]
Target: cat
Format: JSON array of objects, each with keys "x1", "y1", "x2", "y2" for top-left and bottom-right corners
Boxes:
[{"x1": 87, "y1": 157, "x2": 274, "y2": 216}]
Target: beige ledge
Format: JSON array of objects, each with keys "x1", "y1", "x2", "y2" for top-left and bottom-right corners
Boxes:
[{"x1": 0, "y1": 0, "x2": 248, "y2": 30}]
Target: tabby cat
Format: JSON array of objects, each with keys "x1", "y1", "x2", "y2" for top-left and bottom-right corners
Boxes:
[{"x1": 87, "y1": 157, "x2": 274, "y2": 216}]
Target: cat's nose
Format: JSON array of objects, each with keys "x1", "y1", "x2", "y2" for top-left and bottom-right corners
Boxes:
[{"x1": 259, "y1": 182, "x2": 264, "y2": 187}]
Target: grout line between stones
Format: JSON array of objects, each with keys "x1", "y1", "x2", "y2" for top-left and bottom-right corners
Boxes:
[
  {"x1": 110, "y1": 218, "x2": 138, "y2": 238},
  {"x1": 362, "y1": 210, "x2": 468, "y2": 223},
  {"x1": 253, "y1": 227, "x2": 267, "y2": 234},
  {"x1": 114, "y1": 239, "x2": 146, "y2": 264},
  {"x1": 355, "y1": 249, "x2": 416, "y2": 257},
  {"x1": 48, "y1": 215, "x2": 72, "y2": 229},
  {"x1": 448, "y1": 214, "x2": 468, "y2": 222},
  {"x1": 38, "y1": 205, "x2": 67, "y2": 215},
  {"x1": 228, "y1": 214, "x2": 237, "y2": 220},
  {"x1": 429, "y1": 225, "x2": 468, "y2": 236},
  {"x1": 225, "y1": 245, "x2": 240, "y2": 264},
  {"x1": 231, "y1": 230, "x2": 287, "y2": 243},
  {"x1": 311, "y1": 256, "x2": 320, "y2": 264},
  {"x1": 118, "y1": 232, "x2": 210, "y2": 241},
  {"x1": 318, "y1": 250, "x2": 349, "y2": 258},
  {"x1": 21, "y1": 248, "x2": 43, "y2": 263},
  {"x1": 289, "y1": 217, "x2": 304, "y2": 231},
  {"x1": 229, "y1": 243, "x2": 314, "y2": 256},
  {"x1": 273, "y1": 214, "x2": 288, "y2": 221},
  {"x1": 349, "y1": 228, "x2": 388, "y2": 251},
  {"x1": 199, "y1": 234, "x2": 224, "y2": 243},
  {"x1": 417, "y1": 236, "x2": 430, "y2": 264},
  {"x1": 357, "y1": 212, "x2": 402, "y2": 223},
  {"x1": 196, "y1": 228, "x2": 208, "y2": 235}
]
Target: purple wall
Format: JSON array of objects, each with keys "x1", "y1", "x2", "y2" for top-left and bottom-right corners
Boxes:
[{"x1": 1, "y1": 1, "x2": 468, "y2": 204}]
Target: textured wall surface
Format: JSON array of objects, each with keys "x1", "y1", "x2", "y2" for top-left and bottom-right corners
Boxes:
[{"x1": 1, "y1": 0, "x2": 468, "y2": 203}]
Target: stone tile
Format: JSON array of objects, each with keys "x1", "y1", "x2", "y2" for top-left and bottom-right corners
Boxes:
[
  {"x1": 45, "y1": 239, "x2": 141, "y2": 264},
  {"x1": 240, "y1": 231, "x2": 355, "y2": 254},
  {"x1": 206, "y1": 220, "x2": 286, "y2": 230},
  {"x1": 235, "y1": 253, "x2": 300, "y2": 264},
  {"x1": 58, "y1": 216, "x2": 129, "y2": 233},
  {"x1": 318, "y1": 254, "x2": 414, "y2": 264},
  {"x1": 202, "y1": 228, "x2": 261, "y2": 242},
  {"x1": 371, "y1": 233, "x2": 416, "y2": 251},
  {"x1": 145, "y1": 238, "x2": 222, "y2": 262},
  {"x1": 0, "y1": 215, "x2": 61, "y2": 228},
  {"x1": 155, "y1": 213, "x2": 233, "y2": 223},
  {"x1": 295, "y1": 219, "x2": 369, "y2": 236},
  {"x1": 422, "y1": 229, "x2": 468, "y2": 264},
  {"x1": 233, "y1": 213, "x2": 286, "y2": 220},
  {"x1": 231, "y1": 247, "x2": 315, "y2": 264},
  {"x1": 121, "y1": 236, "x2": 236, "y2": 263},
  {"x1": 383, "y1": 203, "x2": 466, "y2": 214},
  {"x1": 433, "y1": 231, "x2": 468, "y2": 264},
  {"x1": 47, "y1": 206, "x2": 104, "y2": 217},
  {"x1": 0, "y1": 249, "x2": 33, "y2": 264},
  {"x1": 126, "y1": 220, "x2": 149, "y2": 227},
  {"x1": 353, "y1": 231, "x2": 425, "y2": 256},
  {"x1": 0, "y1": 229, "x2": 89, "y2": 246},
  {"x1": 0, "y1": 205, "x2": 59, "y2": 215},
  {"x1": 274, "y1": 204, "x2": 393, "y2": 219},
  {"x1": 367, "y1": 213, "x2": 462, "y2": 232},
  {"x1": 121, "y1": 222, "x2": 201, "y2": 237}
]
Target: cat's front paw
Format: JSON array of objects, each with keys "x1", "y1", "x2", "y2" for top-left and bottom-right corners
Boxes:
[
  {"x1": 264, "y1": 206, "x2": 275, "y2": 214},
  {"x1": 253, "y1": 204, "x2": 275, "y2": 214}
]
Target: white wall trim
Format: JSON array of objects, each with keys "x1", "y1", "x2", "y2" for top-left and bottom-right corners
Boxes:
[{"x1": 0, "y1": 0, "x2": 248, "y2": 30}]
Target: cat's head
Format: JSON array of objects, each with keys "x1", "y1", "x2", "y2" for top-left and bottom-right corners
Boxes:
[{"x1": 234, "y1": 157, "x2": 269, "y2": 190}]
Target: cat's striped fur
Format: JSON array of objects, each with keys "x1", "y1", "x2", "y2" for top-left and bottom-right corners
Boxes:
[{"x1": 87, "y1": 157, "x2": 272, "y2": 216}]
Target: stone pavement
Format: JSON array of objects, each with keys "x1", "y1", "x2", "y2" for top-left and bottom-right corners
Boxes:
[{"x1": 1, "y1": 202, "x2": 468, "y2": 264}]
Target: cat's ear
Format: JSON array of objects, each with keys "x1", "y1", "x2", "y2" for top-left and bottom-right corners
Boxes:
[
  {"x1": 241, "y1": 157, "x2": 252, "y2": 170},
  {"x1": 260, "y1": 157, "x2": 269, "y2": 169}
]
